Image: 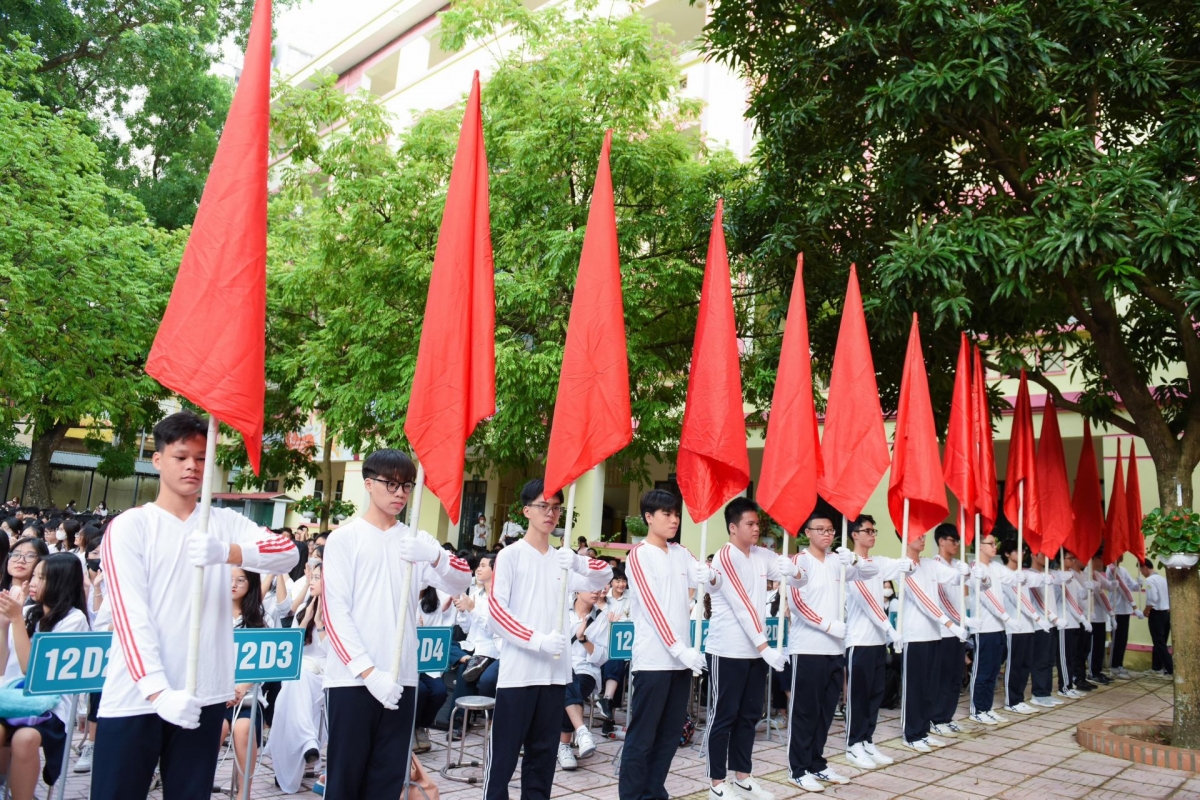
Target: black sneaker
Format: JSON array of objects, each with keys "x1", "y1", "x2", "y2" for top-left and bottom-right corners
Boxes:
[
  {"x1": 1092, "y1": 673, "x2": 1112, "y2": 685},
  {"x1": 596, "y1": 698, "x2": 613, "y2": 721},
  {"x1": 1076, "y1": 680, "x2": 1097, "y2": 692},
  {"x1": 304, "y1": 747, "x2": 320, "y2": 766}
]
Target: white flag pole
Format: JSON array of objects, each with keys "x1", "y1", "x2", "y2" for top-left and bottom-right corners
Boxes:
[
  {"x1": 553, "y1": 481, "x2": 578, "y2": 658},
  {"x1": 390, "y1": 463, "x2": 425, "y2": 676},
  {"x1": 186, "y1": 414, "x2": 220, "y2": 694},
  {"x1": 1016, "y1": 482, "x2": 1025, "y2": 624},
  {"x1": 957, "y1": 507, "x2": 967, "y2": 623},
  {"x1": 973, "y1": 513, "x2": 982, "y2": 623},
  {"x1": 839, "y1": 515, "x2": 849, "y2": 622},
  {"x1": 776, "y1": 528, "x2": 789, "y2": 654},
  {"x1": 693, "y1": 518, "x2": 709, "y2": 624},
  {"x1": 896, "y1": 498, "x2": 910, "y2": 652}
]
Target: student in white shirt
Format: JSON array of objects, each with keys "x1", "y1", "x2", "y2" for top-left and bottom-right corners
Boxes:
[
  {"x1": 1141, "y1": 560, "x2": 1173, "y2": 675},
  {"x1": 784, "y1": 513, "x2": 873, "y2": 792},
  {"x1": 998, "y1": 540, "x2": 1051, "y2": 715},
  {"x1": 1053, "y1": 551, "x2": 1092, "y2": 696},
  {"x1": 619, "y1": 489, "x2": 712, "y2": 800},
  {"x1": 321, "y1": 449, "x2": 471, "y2": 799},
  {"x1": 1107, "y1": 561, "x2": 1142, "y2": 678},
  {"x1": 595, "y1": 567, "x2": 631, "y2": 725},
  {"x1": 473, "y1": 515, "x2": 490, "y2": 550},
  {"x1": 1085, "y1": 555, "x2": 1115, "y2": 684},
  {"x1": 90, "y1": 412, "x2": 299, "y2": 800},
  {"x1": 930, "y1": 525, "x2": 969, "y2": 737},
  {"x1": 558, "y1": 588, "x2": 609, "y2": 769},
  {"x1": 842, "y1": 515, "x2": 910, "y2": 773},
  {"x1": 0, "y1": 553, "x2": 90, "y2": 799},
  {"x1": 705, "y1": 497, "x2": 793, "y2": 800},
  {"x1": 1025, "y1": 550, "x2": 1065, "y2": 708},
  {"x1": 220, "y1": 567, "x2": 272, "y2": 797},
  {"x1": 483, "y1": 479, "x2": 612, "y2": 800}
]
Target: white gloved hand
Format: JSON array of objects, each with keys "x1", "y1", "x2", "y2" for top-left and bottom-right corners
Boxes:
[
  {"x1": 1014, "y1": 571, "x2": 1028, "y2": 585},
  {"x1": 364, "y1": 669, "x2": 403, "y2": 710},
  {"x1": 956, "y1": 560, "x2": 971, "y2": 577},
  {"x1": 1082, "y1": 579, "x2": 1098, "y2": 590},
  {"x1": 1082, "y1": 620, "x2": 1093, "y2": 633},
  {"x1": 970, "y1": 562, "x2": 989, "y2": 581},
  {"x1": 152, "y1": 689, "x2": 202, "y2": 729},
  {"x1": 1037, "y1": 616, "x2": 1052, "y2": 632},
  {"x1": 1055, "y1": 617, "x2": 1067, "y2": 630},
  {"x1": 824, "y1": 619, "x2": 847, "y2": 639},
  {"x1": 774, "y1": 555, "x2": 799, "y2": 578},
  {"x1": 679, "y1": 647, "x2": 707, "y2": 675},
  {"x1": 398, "y1": 534, "x2": 441, "y2": 564},
  {"x1": 949, "y1": 623, "x2": 969, "y2": 642},
  {"x1": 557, "y1": 547, "x2": 584, "y2": 573},
  {"x1": 886, "y1": 625, "x2": 902, "y2": 646},
  {"x1": 761, "y1": 647, "x2": 788, "y2": 672},
  {"x1": 1134, "y1": 609, "x2": 1145, "y2": 620},
  {"x1": 834, "y1": 547, "x2": 857, "y2": 566},
  {"x1": 531, "y1": 631, "x2": 566, "y2": 656},
  {"x1": 1004, "y1": 619, "x2": 1019, "y2": 635},
  {"x1": 963, "y1": 616, "x2": 980, "y2": 632},
  {"x1": 690, "y1": 562, "x2": 717, "y2": 586},
  {"x1": 188, "y1": 532, "x2": 230, "y2": 568},
  {"x1": 896, "y1": 557, "x2": 915, "y2": 574}
]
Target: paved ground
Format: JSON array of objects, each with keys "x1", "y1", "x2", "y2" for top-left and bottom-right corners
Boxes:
[{"x1": 50, "y1": 671, "x2": 1197, "y2": 799}]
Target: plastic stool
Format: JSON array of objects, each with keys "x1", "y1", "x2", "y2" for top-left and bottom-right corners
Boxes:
[{"x1": 440, "y1": 695, "x2": 495, "y2": 784}]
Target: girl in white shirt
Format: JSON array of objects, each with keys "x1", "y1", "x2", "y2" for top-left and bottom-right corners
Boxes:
[{"x1": 220, "y1": 567, "x2": 272, "y2": 797}]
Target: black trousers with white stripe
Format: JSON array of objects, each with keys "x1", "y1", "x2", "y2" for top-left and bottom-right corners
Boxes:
[
  {"x1": 786, "y1": 653, "x2": 842, "y2": 778},
  {"x1": 1005, "y1": 632, "x2": 1035, "y2": 706},
  {"x1": 485, "y1": 684, "x2": 565, "y2": 800},
  {"x1": 325, "y1": 685, "x2": 417, "y2": 800},
  {"x1": 969, "y1": 631, "x2": 1005, "y2": 714},
  {"x1": 1031, "y1": 629, "x2": 1055, "y2": 698},
  {"x1": 901, "y1": 640, "x2": 940, "y2": 743},
  {"x1": 704, "y1": 655, "x2": 766, "y2": 781},
  {"x1": 932, "y1": 636, "x2": 965, "y2": 724},
  {"x1": 845, "y1": 645, "x2": 886, "y2": 747},
  {"x1": 1090, "y1": 619, "x2": 1108, "y2": 675}
]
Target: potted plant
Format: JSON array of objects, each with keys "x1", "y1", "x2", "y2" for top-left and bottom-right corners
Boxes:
[
  {"x1": 625, "y1": 514, "x2": 648, "y2": 544},
  {"x1": 293, "y1": 495, "x2": 357, "y2": 528},
  {"x1": 1142, "y1": 507, "x2": 1200, "y2": 569}
]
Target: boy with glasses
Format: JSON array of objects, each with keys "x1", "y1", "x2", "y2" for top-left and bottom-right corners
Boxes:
[
  {"x1": 966, "y1": 533, "x2": 1013, "y2": 726},
  {"x1": 321, "y1": 449, "x2": 472, "y2": 799},
  {"x1": 930, "y1": 524, "x2": 971, "y2": 738},
  {"x1": 484, "y1": 479, "x2": 612, "y2": 800}
]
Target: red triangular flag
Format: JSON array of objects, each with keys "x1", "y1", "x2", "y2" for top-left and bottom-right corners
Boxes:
[
  {"x1": 1103, "y1": 441, "x2": 1129, "y2": 565},
  {"x1": 677, "y1": 200, "x2": 750, "y2": 523},
  {"x1": 887, "y1": 315, "x2": 948, "y2": 538},
  {"x1": 817, "y1": 265, "x2": 890, "y2": 520},
  {"x1": 1035, "y1": 396, "x2": 1075, "y2": 557},
  {"x1": 145, "y1": 0, "x2": 271, "y2": 472},
  {"x1": 758, "y1": 255, "x2": 823, "y2": 535},
  {"x1": 1070, "y1": 422, "x2": 1105, "y2": 560},
  {"x1": 544, "y1": 130, "x2": 632, "y2": 497},
  {"x1": 943, "y1": 334, "x2": 975, "y2": 542},
  {"x1": 404, "y1": 72, "x2": 495, "y2": 524},
  {"x1": 1126, "y1": 442, "x2": 1146, "y2": 563},
  {"x1": 1003, "y1": 371, "x2": 1041, "y2": 552},
  {"x1": 971, "y1": 346, "x2": 998, "y2": 535}
]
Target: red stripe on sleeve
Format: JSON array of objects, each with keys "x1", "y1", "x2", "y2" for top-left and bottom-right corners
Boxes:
[
  {"x1": 905, "y1": 575, "x2": 944, "y2": 617},
  {"x1": 938, "y1": 586, "x2": 962, "y2": 622},
  {"x1": 587, "y1": 558, "x2": 609, "y2": 571},
  {"x1": 628, "y1": 546, "x2": 677, "y2": 648},
  {"x1": 719, "y1": 547, "x2": 763, "y2": 634},
  {"x1": 449, "y1": 555, "x2": 471, "y2": 573},
  {"x1": 320, "y1": 574, "x2": 353, "y2": 665},
  {"x1": 857, "y1": 582, "x2": 887, "y2": 621},
  {"x1": 488, "y1": 550, "x2": 533, "y2": 642},
  {"x1": 101, "y1": 532, "x2": 147, "y2": 682}
]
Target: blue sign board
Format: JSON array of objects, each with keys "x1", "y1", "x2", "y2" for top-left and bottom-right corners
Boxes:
[
  {"x1": 234, "y1": 628, "x2": 304, "y2": 682},
  {"x1": 26, "y1": 632, "x2": 112, "y2": 695},
  {"x1": 765, "y1": 616, "x2": 788, "y2": 649},
  {"x1": 416, "y1": 626, "x2": 452, "y2": 672},
  {"x1": 689, "y1": 620, "x2": 709, "y2": 653},
  {"x1": 608, "y1": 621, "x2": 635, "y2": 661}
]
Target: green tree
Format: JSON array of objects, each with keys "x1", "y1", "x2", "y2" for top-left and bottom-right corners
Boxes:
[
  {"x1": 0, "y1": 41, "x2": 178, "y2": 506},
  {"x1": 263, "y1": 0, "x2": 746, "y2": 489},
  {"x1": 702, "y1": 0, "x2": 1200, "y2": 744}
]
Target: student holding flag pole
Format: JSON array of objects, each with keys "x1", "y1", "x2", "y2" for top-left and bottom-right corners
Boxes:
[{"x1": 92, "y1": 2, "x2": 298, "y2": 796}]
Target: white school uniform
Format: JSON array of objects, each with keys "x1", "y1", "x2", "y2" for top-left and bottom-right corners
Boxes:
[
  {"x1": 1145, "y1": 572, "x2": 1169, "y2": 610},
  {"x1": 264, "y1": 608, "x2": 328, "y2": 794},
  {"x1": 322, "y1": 518, "x2": 471, "y2": 689},
  {"x1": 488, "y1": 540, "x2": 612, "y2": 689},
  {"x1": 601, "y1": 592, "x2": 632, "y2": 621},
  {"x1": 461, "y1": 587, "x2": 500, "y2": 659},
  {"x1": 969, "y1": 561, "x2": 1012, "y2": 634},
  {"x1": 933, "y1": 555, "x2": 965, "y2": 638},
  {"x1": 708, "y1": 543, "x2": 787, "y2": 658},
  {"x1": 1053, "y1": 571, "x2": 1087, "y2": 628},
  {"x1": 787, "y1": 549, "x2": 870, "y2": 655},
  {"x1": 1089, "y1": 570, "x2": 1114, "y2": 623},
  {"x1": 846, "y1": 556, "x2": 907, "y2": 648},
  {"x1": 1108, "y1": 565, "x2": 1140, "y2": 615},
  {"x1": 625, "y1": 542, "x2": 705, "y2": 671},
  {"x1": 1000, "y1": 566, "x2": 1043, "y2": 633},
  {"x1": 567, "y1": 609, "x2": 610, "y2": 684},
  {"x1": 901, "y1": 558, "x2": 958, "y2": 643},
  {"x1": 99, "y1": 504, "x2": 298, "y2": 717}
]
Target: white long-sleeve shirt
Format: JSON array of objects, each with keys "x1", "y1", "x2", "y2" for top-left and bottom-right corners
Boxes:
[
  {"x1": 1000, "y1": 566, "x2": 1044, "y2": 633},
  {"x1": 1053, "y1": 571, "x2": 1087, "y2": 628},
  {"x1": 788, "y1": 550, "x2": 872, "y2": 655},
  {"x1": 567, "y1": 608, "x2": 610, "y2": 683},
  {"x1": 626, "y1": 541, "x2": 705, "y2": 671},
  {"x1": 709, "y1": 543, "x2": 787, "y2": 658},
  {"x1": 933, "y1": 556, "x2": 965, "y2": 638},
  {"x1": 901, "y1": 557, "x2": 957, "y2": 643},
  {"x1": 461, "y1": 586, "x2": 500, "y2": 659},
  {"x1": 846, "y1": 556, "x2": 907, "y2": 648},
  {"x1": 969, "y1": 561, "x2": 1012, "y2": 634},
  {"x1": 321, "y1": 518, "x2": 471, "y2": 689},
  {"x1": 100, "y1": 504, "x2": 299, "y2": 717},
  {"x1": 1145, "y1": 572, "x2": 1169, "y2": 611},
  {"x1": 1107, "y1": 565, "x2": 1140, "y2": 615},
  {"x1": 1089, "y1": 570, "x2": 1114, "y2": 623},
  {"x1": 487, "y1": 540, "x2": 612, "y2": 688}
]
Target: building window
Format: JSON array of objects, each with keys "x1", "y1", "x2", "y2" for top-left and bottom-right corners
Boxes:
[
  {"x1": 264, "y1": 479, "x2": 280, "y2": 493},
  {"x1": 335, "y1": 480, "x2": 343, "y2": 501},
  {"x1": 314, "y1": 479, "x2": 324, "y2": 501}
]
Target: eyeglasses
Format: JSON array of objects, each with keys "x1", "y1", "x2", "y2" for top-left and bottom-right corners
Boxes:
[
  {"x1": 9, "y1": 552, "x2": 38, "y2": 563},
  {"x1": 368, "y1": 478, "x2": 416, "y2": 495},
  {"x1": 232, "y1": 577, "x2": 249, "y2": 585},
  {"x1": 805, "y1": 527, "x2": 836, "y2": 534},
  {"x1": 856, "y1": 528, "x2": 878, "y2": 536},
  {"x1": 526, "y1": 503, "x2": 564, "y2": 517},
  {"x1": 981, "y1": 540, "x2": 997, "y2": 547}
]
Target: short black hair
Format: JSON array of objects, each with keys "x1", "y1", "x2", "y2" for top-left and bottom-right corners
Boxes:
[
  {"x1": 640, "y1": 488, "x2": 680, "y2": 521},
  {"x1": 849, "y1": 514, "x2": 875, "y2": 537},
  {"x1": 724, "y1": 497, "x2": 759, "y2": 530},
  {"x1": 998, "y1": 539, "x2": 1021, "y2": 562},
  {"x1": 611, "y1": 566, "x2": 626, "y2": 582},
  {"x1": 520, "y1": 478, "x2": 563, "y2": 506},
  {"x1": 804, "y1": 512, "x2": 835, "y2": 530},
  {"x1": 154, "y1": 411, "x2": 209, "y2": 451},
  {"x1": 361, "y1": 449, "x2": 417, "y2": 484},
  {"x1": 315, "y1": 532, "x2": 328, "y2": 543},
  {"x1": 934, "y1": 523, "x2": 960, "y2": 543}
]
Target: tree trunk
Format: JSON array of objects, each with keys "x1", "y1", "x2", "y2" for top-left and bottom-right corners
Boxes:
[
  {"x1": 1154, "y1": 465, "x2": 1200, "y2": 749},
  {"x1": 318, "y1": 428, "x2": 334, "y2": 533},
  {"x1": 21, "y1": 422, "x2": 71, "y2": 507}
]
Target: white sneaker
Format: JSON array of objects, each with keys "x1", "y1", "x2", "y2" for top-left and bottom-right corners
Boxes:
[
  {"x1": 969, "y1": 712, "x2": 996, "y2": 726},
  {"x1": 575, "y1": 727, "x2": 597, "y2": 758},
  {"x1": 557, "y1": 742, "x2": 577, "y2": 770},
  {"x1": 984, "y1": 710, "x2": 1008, "y2": 724},
  {"x1": 1066, "y1": 688, "x2": 1086, "y2": 698},
  {"x1": 74, "y1": 741, "x2": 94, "y2": 773},
  {"x1": 846, "y1": 743, "x2": 877, "y2": 770},
  {"x1": 925, "y1": 735, "x2": 947, "y2": 748},
  {"x1": 1029, "y1": 696, "x2": 1057, "y2": 709},
  {"x1": 1056, "y1": 689, "x2": 1077, "y2": 700},
  {"x1": 1112, "y1": 667, "x2": 1131, "y2": 679},
  {"x1": 945, "y1": 721, "x2": 966, "y2": 734},
  {"x1": 863, "y1": 742, "x2": 894, "y2": 765},
  {"x1": 787, "y1": 774, "x2": 825, "y2": 793},
  {"x1": 1005, "y1": 702, "x2": 1037, "y2": 715},
  {"x1": 903, "y1": 739, "x2": 932, "y2": 753},
  {"x1": 812, "y1": 767, "x2": 850, "y2": 785},
  {"x1": 929, "y1": 723, "x2": 957, "y2": 737},
  {"x1": 730, "y1": 776, "x2": 775, "y2": 800}
]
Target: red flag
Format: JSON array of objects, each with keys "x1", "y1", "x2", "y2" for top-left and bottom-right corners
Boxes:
[
  {"x1": 887, "y1": 315, "x2": 948, "y2": 537},
  {"x1": 971, "y1": 346, "x2": 998, "y2": 535},
  {"x1": 1103, "y1": 441, "x2": 1129, "y2": 565},
  {"x1": 1070, "y1": 422, "x2": 1105, "y2": 560},
  {"x1": 145, "y1": 0, "x2": 271, "y2": 472},
  {"x1": 404, "y1": 72, "x2": 495, "y2": 524},
  {"x1": 1003, "y1": 371, "x2": 1041, "y2": 552},
  {"x1": 758, "y1": 255, "x2": 822, "y2": 534},
  {"x1": 544, "y1": 130, "x2": 632, "y2": 496},
  {"x1": 1126, "y1": 442, "x2": 1146, "y2": 563},
  {"x1": 943, "y1": 334, "x2": 975, "y2": 542},
  {"x1": 677, "y1": 200, "x2": 750, "y2": 523},
  {"x1": 1035, "y1": 397, "x2": 1074, "y2": 557},
  {"x1": 817, "y1": 265, "x2": 890, "y2": 520}
]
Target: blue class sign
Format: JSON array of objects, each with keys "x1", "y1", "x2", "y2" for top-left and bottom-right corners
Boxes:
[
  {"x1": 26, "y1": 631, "x2": 112, "y2": 695},
  {"x1": 234, "y1": 628, "x2": 304, "y2": 682},
  {"x1": 688, "y1": 617, "x2": 786, "y2": 654},
  {"x1": 608, "y1": 621, "x2": 635, "y2": 661},
  {"x1": 416, "y1": 626, "x2": 452, "y2": 672}
]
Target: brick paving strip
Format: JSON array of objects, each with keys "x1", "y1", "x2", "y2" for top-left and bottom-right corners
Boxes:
[{"x1": 51, "y1": 674, "x2": 1198, "y2": 799}]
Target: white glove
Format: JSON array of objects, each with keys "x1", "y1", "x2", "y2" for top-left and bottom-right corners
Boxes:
[
  {"x1": 948, "y1": 623, "x2": 969, "y2": 642},
  {"x1": 962, "y1": 616, "x2": 980, "y2": 632},
  {"x1": 1037, "y1": 616, "x2": 1052, "y2": 632},
  {"x1": 1134, "y1": 609, "x2": 1145, "y2": 620},
  {"x1": 398, "y1": 534, "x2": 441, "y2": 564},
  {"x1": 531, "y1": 631, "x2": 566, "y2": 656},
  {"x1": 774, "y1": 555, "x2": 799, "y2": 578},
  {"x1": 896, "y1": 557, "x2": 915, "y2": 574},
  {"x1": 1055, "y1": 617, "x2": 1067, "y2": 630},
  {"x1": 152, "y1": 689, "x2": 202, "y2": 729},
  {"x1": 187, "y1": 532, "x2": 229, "y2": 568},
  {"x1": 557, "y1": 547, "x2": 584, "y2": 573},
  {"x1": 824, "y1": 619, "x2": 847, "y2": 639},
  {"x1": 761, "y1": 647, "x2": 788, "y2": 672},
  {"x1": 886, "y1": 625, "x2": 902, "y2": 646},
  {"x1": 1082, "y1": 579, "x2": 1098, "y2": 590},
  {"x1": 1082, "y1": 620, "x2": 1093, "y2": 633},
  {"x1": 679, "y1": 647, "x2": 707, "y2": 674},
  {"x1": 970, "y1": 562, "x2": 989, "y2": 581},
  {"x1": 1004, "y1": 619, "x2": 1019, "y2": 635},
  {"x1": 834, "y1": 547, "x2": 857, "y2": 566},
  {"x1": 955, "y1": 561, "x2": 970, "y2": 577},
  {"x1": 1014, "y1": 571, "x2": 1028, "y2": 585},
  {"x1": 690, "y1": 562, "x2": 717, "y2": 586},
  {"x1": 364, "y1": 669, "x2": 403, "y2": 710}
]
